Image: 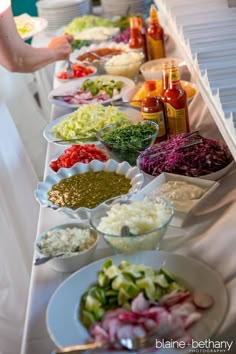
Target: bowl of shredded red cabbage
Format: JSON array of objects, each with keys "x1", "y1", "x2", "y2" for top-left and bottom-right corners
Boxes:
[{"x1": 137, "y1": 132, "x2": 234, "y2": 180}]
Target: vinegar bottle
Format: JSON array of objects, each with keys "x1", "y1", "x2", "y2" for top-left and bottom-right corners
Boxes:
[
  {"x1": 164, "y1": 62, "x2": 190, "y2": 138},
  {"x1": 141, "y1": 80, "x2": 168, "y2": 142},
  {"x1": 147, "y1": 4, "x2": 166, "y2": 60},
  {"x1": 129, "y1": 17, "x2": 143, "y2": 53}
]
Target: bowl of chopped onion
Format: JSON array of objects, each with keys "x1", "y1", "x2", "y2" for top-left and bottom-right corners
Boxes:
[
  {"x1": 90, "y1": 195, "x2": 173, "y2": 254},
  {"x1": 104, "y1": 51, "x2": 144, "y2": 81}
]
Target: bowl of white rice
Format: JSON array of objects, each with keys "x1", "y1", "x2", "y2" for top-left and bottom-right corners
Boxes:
[
  {"x1": 90, "y1": 196, "x2": 173, "y2": 254},
  {"x1": 35, "y1": 222, "x2": 99, "y2": 272}
]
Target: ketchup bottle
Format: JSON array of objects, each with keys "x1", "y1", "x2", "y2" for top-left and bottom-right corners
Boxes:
[
  {"x1": 129, "y1": 17, "x2": 143, "y2": 52},
  {"x1": 147, "y1": 4, "x2": 166, "y2": 60},
  {"x1": 141, "y1": 80, "x2": 168, "y2": 142},
  {"x1": 164, "y1": 62, "x2": 190, "y2": 138}
]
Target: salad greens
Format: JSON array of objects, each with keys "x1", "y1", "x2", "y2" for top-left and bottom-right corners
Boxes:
[
  {"x1": 71, "y1": 39, "x2": 91, "y2": 51},
  {"x1": 64, "y1": 15, "x2": 114, "y2": 36},
  {"x1": 82, "y1": 78, "x2": 123, "y2": 98},
  {"x1": 52, "y1": 104, "x2": 129, "y2": 141},
  {"x1": 80, "y1": 259, "x2": 186, "y2": 329}
]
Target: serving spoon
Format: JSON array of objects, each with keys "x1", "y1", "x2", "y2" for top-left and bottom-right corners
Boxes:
[{"x1": 34, "y1": 253, "x2": 65, "y2": 266}]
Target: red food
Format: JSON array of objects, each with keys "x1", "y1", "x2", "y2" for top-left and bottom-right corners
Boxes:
[
  {"x1": 50, "y1": 144, "x2": 109, "y2": 171},
  {"x1": 57, "y1": 64, "x2": 94, "y2": 80},
  {"x1": 139, "y1": 132, "x2": 233, "y2": 177},
  {"x1": 192, "y1": 292, "x2": 214, "y2": 309}
]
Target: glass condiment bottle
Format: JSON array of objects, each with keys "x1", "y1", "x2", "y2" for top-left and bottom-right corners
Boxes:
[
  {"x1": 164, "y1": 62, "x2": 190, "y2": 138},
  {"x1": 137, "y1": 17, "x2": 148, "y2": 62},
  {"x1": 129, "y1": 16, "x2": 144, "y2": 53},
  {"x1": 160, "y1": 62, "x2": 169, "y2": 101},
  {"x1": 147, "y1": 4, "x2": 166, "y2": 60},
  {"x1": 141, "y1": 80, "x2": 168, "y2": 142}
]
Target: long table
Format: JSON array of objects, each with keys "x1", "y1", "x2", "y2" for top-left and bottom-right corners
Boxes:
[{"x1": 21, "y1": 31, "x2": 236, "y2": 354}]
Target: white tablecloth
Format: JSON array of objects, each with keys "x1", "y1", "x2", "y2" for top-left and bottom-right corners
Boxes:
[{"x1": 21, "y1": 31, "x2": 236, "y2": 354}]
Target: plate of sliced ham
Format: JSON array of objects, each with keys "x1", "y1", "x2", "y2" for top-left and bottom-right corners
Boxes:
[
  {"x1": 48, "y1": 75, "x2": 135, "y2": 109},
  {"x1": 46, "y1": 251, "x2": 228, "y2": 353}
]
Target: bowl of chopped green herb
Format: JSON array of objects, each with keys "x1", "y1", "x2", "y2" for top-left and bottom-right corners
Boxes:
[{"x1": 96, "y1": 120, "x2": 159, "y2": 165}]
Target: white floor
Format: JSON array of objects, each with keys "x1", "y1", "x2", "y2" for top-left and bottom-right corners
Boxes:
[
  {"x1": 0, "y1": 68, "x2": 48, "y2": 179},
  {"x1": 0, "y1": 68, "x2": 47, "y2": 354}
]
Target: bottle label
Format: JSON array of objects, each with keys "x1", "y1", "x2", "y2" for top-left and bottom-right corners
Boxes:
[
  {"x1": 166, "y1": 103, "x2": 187, "y2": 136},
  {"x1": 147, "y1": 37, "x2": 165, "y2": 59},
  {"x1": 142, "y1": 111, "x2": 166, "y2": 137}
]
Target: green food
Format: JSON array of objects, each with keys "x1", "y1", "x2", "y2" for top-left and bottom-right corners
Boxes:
[
  {"x1": 100, "y1": 123, "x2": 158, "y2": 165},
  {"x1": 48, "y1": 171, "x2": 131, "y2": 210},
  {"x1": 82, "y1": 78, "x2": 123, "y2": 97},
  {"x1": 80, "y1": 260, "x2": 186, "y2": 328},
  {"x1": 64, "y1": 15, "x2": 114, "y2": 36},
  {"x1": 52, "y1": 104, "x2": 129, "y2": 141},
  {"x1": 113, "y1": 15, "x2": 143, "y2": 31},
  {"x1": 71, "y1": 39, "x2": 91, "y2": 51}
]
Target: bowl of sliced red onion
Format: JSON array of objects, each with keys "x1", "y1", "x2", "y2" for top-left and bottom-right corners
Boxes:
[{"x1": 137, "y1": 132, "x2": 234, "y2": 181}]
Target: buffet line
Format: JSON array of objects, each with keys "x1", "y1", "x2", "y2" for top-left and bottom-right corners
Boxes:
[{"x1": 22, "y1": 4, "x2": 234, "y2": 353}]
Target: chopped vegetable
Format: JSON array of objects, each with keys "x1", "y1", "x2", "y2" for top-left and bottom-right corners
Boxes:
[
  {"x1": 192, "y1": 292, "x2": 214, "y2": 309},
  {"x1": 71, "y1": 39, "x2": 91, "y2": 51},
  {"x1": 114, "y1": 28, "x2": 131, "y2": 44},
  {"x1": 138, "y1": 132, "x2": 233, "y2": 177},
  {"x1": 99, "y1": 122, "x2": 158, "y2": 165},
  {"x1": 52, "y1": 104, "x2": 130, "y2": 141},
  {"x1": 64, "y1": 15, "x2": 114, "y2": 36},
  {"x1": 80, "y1": 260, "x2": 187, "y2": 329},
  {"x1": 50, "y1": 144, "x2": 109, "y2": 172},
  {"x1": 81, "y1": 78, "x2": 123, "y2": 98},
  {"x1": 57, "y1": 64, "x2": 95, "y2": 80}
]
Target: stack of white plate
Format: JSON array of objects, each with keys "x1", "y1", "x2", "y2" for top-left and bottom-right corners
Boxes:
[
  {"x1": 36, "y1": 0, "x2": 91, "y2": 33},
  {"x1": 101, "y1": 0, "x2": 152, "y2": 18}
]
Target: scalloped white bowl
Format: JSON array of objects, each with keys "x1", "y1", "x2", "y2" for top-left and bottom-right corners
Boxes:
[{"x1": 35, "y1": 159, "x2": 144, "y2": 219}]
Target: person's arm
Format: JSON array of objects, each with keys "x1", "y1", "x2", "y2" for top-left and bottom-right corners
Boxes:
[{"x1": 0, "y1": 5, "x2": 73, "y2": 73}]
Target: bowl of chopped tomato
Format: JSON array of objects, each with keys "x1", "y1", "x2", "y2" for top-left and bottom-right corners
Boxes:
[
  {"x1": 56, "y1": 63, "x2": 97, "y2": 82},
  {"x1": 49, "y1": 144, "x2": 110, "y2": 172}
]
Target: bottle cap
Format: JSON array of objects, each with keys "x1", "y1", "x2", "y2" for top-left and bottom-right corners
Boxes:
[
  {"x1": 145, "y1": 80, "x2": 156, "y2": 92},
  {"x1": 150, "y1": 4, "x2": 158, "y2": 20}
]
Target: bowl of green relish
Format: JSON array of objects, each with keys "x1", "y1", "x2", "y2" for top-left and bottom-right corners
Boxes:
[{"x1": 35, "y1": 159, "x2": 143, "y2": 218}]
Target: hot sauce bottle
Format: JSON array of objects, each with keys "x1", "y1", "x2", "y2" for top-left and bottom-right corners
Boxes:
[
  {"x1": 141, "y1": 80, "x2": 168, "y2": 142},
  {"x1": 160, "y1": 62, "x2": 169, "y2": 101},
  {"x1": 147, "y1": 4, "x2": 166, "y2": 60},
  {"x1": 164, "y1": 62, "x2": 190, "y2": 138},
  {"x1": 137, "y1": 17, "x2": 148, "y2": 62},
  {"x1": 129, "y1": 16, "x2": 144, "y2": 53}
]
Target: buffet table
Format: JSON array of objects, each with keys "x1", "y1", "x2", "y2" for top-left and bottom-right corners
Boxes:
[
  {"x1": 21, "y1": 97, "x2": 236, "y2": 354},
  {"x1": 21, "y1": 17, "x2": 236, "y2": 354}
]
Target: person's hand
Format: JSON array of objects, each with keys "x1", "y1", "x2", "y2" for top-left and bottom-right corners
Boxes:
[{"x1": 48, "y1": 34, "x2": 74, "y2": 61}]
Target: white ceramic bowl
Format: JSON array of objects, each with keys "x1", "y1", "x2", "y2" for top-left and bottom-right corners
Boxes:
[
  {"x1": 140, "y1": 57, "x2": 186, "y2": 81},
  {"x1": 35, "y1": 222, "x2": 99, "y2": 272},
  {"x1": 35, "y1": 159, "x2": 144, "y2": 219}
]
